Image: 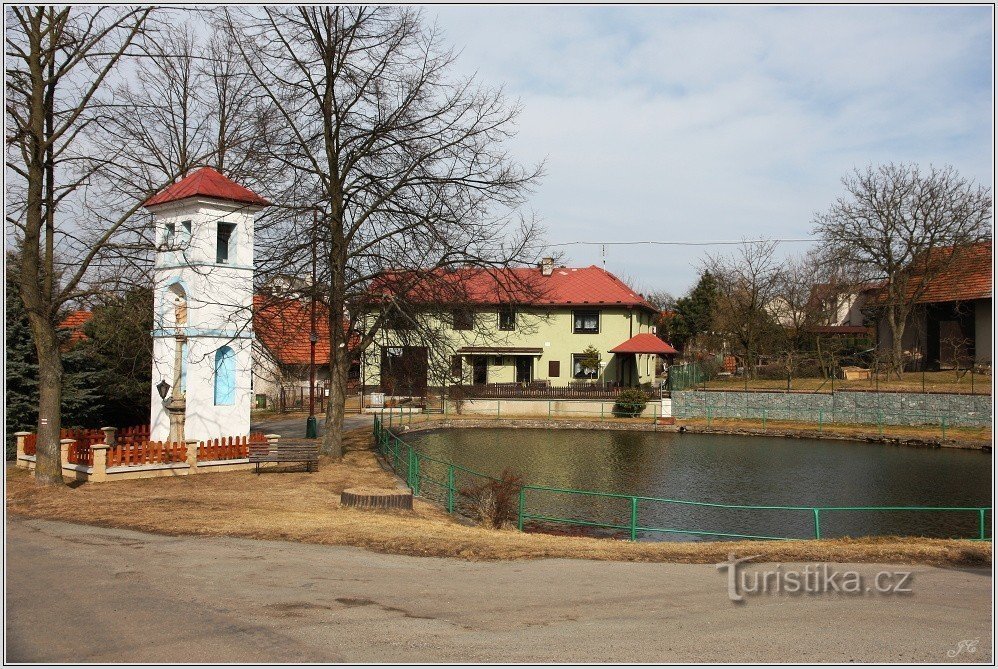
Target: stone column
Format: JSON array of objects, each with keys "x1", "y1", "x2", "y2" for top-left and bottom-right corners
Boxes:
[
  {"x1": 59, "y1": 438, "x2": 75, "y2": 470},
  {"x1": 14, "y1": 432, "x2": 31, "y2": 469},
  {"x1": 265, "y1": 434, "x2": 281, "y2": 451},
  {"x1": 100, "y1": 426, "x2": 117, "y2": 447},
  {"x1": 90, "y1": 444, "x2": 110, "y2": 482},
  {"x1": 185, "y1": 439, "x2": 199, "y2": 473}
]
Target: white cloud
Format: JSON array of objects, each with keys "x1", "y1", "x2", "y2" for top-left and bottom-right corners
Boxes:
[{"x1": 432, "y1": 6, "x2": 994, "y2": 292}]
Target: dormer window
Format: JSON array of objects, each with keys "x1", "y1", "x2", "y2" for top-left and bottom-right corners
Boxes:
[{"x1": 216, "y1": 222, "x2": 236, "y2": 263}]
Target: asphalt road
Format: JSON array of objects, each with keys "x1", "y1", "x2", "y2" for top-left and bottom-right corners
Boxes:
[
  {"x1": 250, "y1": 413, "x2": 373, "y2": 439},
  {"x1": 6, "y1": 517, "x2": 992, "y2": 663}
]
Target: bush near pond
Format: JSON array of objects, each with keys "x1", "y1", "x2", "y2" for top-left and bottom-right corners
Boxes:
[
  {"x1": 460, "y1": 468, "x2": 524, "y2": 529},
  {"x1": 614, "y1": 389, "x2": 649, "y2": 417}
]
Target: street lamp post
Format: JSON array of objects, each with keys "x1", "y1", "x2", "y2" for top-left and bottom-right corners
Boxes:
[{"x1": 306, "y1": 209, "x2": 319, "y2": 439}]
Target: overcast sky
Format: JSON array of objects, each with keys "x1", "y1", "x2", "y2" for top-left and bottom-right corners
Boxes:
[{"x1": 431, "y1": 5, "x2": 994, "y2": 295}]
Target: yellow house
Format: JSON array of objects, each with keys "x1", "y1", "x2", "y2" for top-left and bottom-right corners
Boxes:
[{"x1": 361, "y1": 260, "x2": 676, "y2": 395}]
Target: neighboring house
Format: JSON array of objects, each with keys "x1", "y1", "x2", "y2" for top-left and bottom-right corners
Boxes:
[
  {"x1": 868, "y1": 241, "x2": 992, "y2": 369},
  {"x1": 251, "y1": 295, "x2": 360, "y2": 408},
  {"x1": 361, "y1": 261, "x2": 675, "y2": 395},
  {"x1": 59, "y1": 310, "x2": 92, "y2": 349}
]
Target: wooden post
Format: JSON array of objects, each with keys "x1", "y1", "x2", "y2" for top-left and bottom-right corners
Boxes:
[
  {"x1": 90, "y1": 444, "x2": 110, "y2": 482},
  {"x1": 59, "y1": 438, "x2": 75, "y2": 470},
  {"x1": 185, "y1": 439, "x2": 199, "y2": 473},
  {"x1": 100, "y1": 426, "x2": 117, "y2": 447},
  {"x1": 14, "y1": 432, "x2": 30, "y2": 468}
]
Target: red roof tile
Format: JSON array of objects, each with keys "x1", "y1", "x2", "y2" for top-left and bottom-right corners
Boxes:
[
  {"x1": 372, "y1": 265, "x2": 656, "y2": 312},
  {"x1": 253, "y1": 295, "x2": 359, "y2": 366},
  {"x1": 144, "y1": 167, "x2": 271, "y2": 208},
  {"x1": 870, "y1": 241, "x2": 992, "y2": 305},
  {"x1": 59, "y1": 310, "x2": 92, "y2": 347},
  {"x1": 609, "y1": 333, "x2": 678, "y2": 355}
]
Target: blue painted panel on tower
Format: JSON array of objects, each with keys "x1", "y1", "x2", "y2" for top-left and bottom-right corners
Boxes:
[{"x1": 214, "y1": 346, "x2": 236, "y2": 405}]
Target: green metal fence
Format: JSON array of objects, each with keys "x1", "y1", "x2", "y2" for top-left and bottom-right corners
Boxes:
[{"x1": 372, "y1": 414, "x2": 991, "y2": 542}]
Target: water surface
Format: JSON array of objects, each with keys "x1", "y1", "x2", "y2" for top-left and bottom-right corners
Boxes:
[{"x1": 406, "y1": 428, "x2": 992, "y2": 541}]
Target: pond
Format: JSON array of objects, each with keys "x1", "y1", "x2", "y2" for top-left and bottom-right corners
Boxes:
[{"x1": 404, "y1": 428, "x2": 992, "y2": 541}]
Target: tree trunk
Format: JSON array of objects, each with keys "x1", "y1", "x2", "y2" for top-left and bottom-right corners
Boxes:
[
  {"x1": 322, "y1": 354, "x2": 350, "y2": 459},
  {"x1": 886, "y1": 305, "x2": 906, "y2": 379},
  {"x1": 30, "y1": 324, "x2": 63, "y2": 484}
]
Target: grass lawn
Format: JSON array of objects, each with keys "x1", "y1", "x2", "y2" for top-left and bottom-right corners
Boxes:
[
  {"x1": 701, "y1": 370, "x2": 990, "y2": 395},
  {"x1": 6, "y1": 427, "x2": 990, "y2": 568}
]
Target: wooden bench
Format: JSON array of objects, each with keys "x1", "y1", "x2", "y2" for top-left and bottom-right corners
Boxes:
[{"x1": 248, "y1": 439, "x2": 320, "y2": 473}]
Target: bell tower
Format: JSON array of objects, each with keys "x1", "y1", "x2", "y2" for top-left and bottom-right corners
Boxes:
[{"x1": 144, "y1": 167, "x2": 270, "y2": 442}]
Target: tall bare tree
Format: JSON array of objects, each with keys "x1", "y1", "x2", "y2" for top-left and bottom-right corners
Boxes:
[
  {"x1": 5, "y1": 7, "x2": 160, "y2": 484},
  {"x1": 813, "y1": 164, "x2": 992, "y2": 377},
  {"x1": 225, "y1": 7, "x2": 542, "y2": 457},
  {"x1": 706, "y1": 240, "x2": 783, "y2": 379},
  {"x1": 6, "y1": 8, "x2": 268, "y2": 484}
]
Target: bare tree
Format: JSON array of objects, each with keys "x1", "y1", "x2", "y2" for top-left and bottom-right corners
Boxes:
[
  {"x1": 769, "y1": 250, "x2": 829, "y2": 387},
  {"x1": 225, "y1": 7, "x2": 543, "y2": 457},
  {"x1": 6, "y1": 8, "x2": 268, "y2": 484},
  {"x1": 706, "y1": 241, "x2": 783, "y2": 380},
  {"x1": 813, "y1": 164, "x2": 992, "y2": 377},
  {"x1": 5, "y1": 7, "x2": 159, "y2": 484}
]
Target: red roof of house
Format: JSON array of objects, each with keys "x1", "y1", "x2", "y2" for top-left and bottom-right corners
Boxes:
[
  {"x1": 371, "y1": 265, "x2": 656, "y2": 312},
  {"x1": 912, "y1": 241, "x2": 992, "y2": 304},
  {"x1": 253, "y1": 295, "x2": 360, "y2": 366},
  {"x1": 144, "y1": 167, "x2": 271, "y2": 208},
  {"x1": 609, "y1": 333, "x2": 678, "y2": 355},
  {"x1": 59, "y1": 310, "x2": 92, "y2": 346},
  {"x1": 867, "y1": 241, "x2": 992, "y2": 305}
]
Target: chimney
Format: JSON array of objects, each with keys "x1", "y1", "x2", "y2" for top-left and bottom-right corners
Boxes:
[{"x1": 540, "y1": 257, "x2": 554, "y2": 276}]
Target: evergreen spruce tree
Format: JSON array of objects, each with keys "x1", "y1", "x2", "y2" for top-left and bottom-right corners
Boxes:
[
  {"x1": 6, "y1": 261, "x2": 40, "y2": 459},
  {"x1": 671, "y1": 271, "x2": 719, "y2": 353},
  {"x1": 5, "y1": 256, "x2": 104, "y2": 459},
  {"x1": 76, "y1": 288, "x2": 153, "y2": 427}
]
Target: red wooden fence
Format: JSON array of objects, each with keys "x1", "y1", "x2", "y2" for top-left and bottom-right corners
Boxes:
[
  {"x1": 22, "y1": 425, "x2": 151, "y2": 457},
  {"x1": 23, "y1": 426, "x2": 267, "y2": 469},
  {"x1": 107, "y1": 441, "x2": 188, "y2": 468},
  {"x1": 197, "y1": 433, "x2": 266, "y2": 462}
]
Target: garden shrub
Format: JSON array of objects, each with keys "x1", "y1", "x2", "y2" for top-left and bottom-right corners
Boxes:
[{"x1": 614, "y1": 389, "x2": 649, "y2": 417}]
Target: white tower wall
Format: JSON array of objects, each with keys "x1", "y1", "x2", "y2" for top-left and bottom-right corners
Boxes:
[{"x1": 148, "y1": 197, "x2": 261, "y2": 442}]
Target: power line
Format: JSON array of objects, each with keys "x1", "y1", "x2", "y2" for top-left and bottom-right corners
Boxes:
[{"x1": 542, "y1": 238, "x2": 816, "y2": 248}]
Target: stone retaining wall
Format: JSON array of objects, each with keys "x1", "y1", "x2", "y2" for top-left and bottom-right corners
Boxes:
[{"x1": 672, "y1": 390, "x2": 992, "y2": 428}]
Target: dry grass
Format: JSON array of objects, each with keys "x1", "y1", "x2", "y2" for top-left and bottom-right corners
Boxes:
[
  {"x1": 703, "y1": 370, "x2": 991, "y2": 395},
  {"x1": 6, "y1": 428, "x2": 990, "y2": 568}
]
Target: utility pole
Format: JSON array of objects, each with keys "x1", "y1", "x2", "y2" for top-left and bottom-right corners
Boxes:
[{"x1": 306, "y1": 209, "x2": 319, "y2": 439}]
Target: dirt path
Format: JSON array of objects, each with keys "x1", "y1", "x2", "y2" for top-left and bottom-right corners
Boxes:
[{"x1": 6, "y1": 517, "x2": 992, "y2": 663}]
